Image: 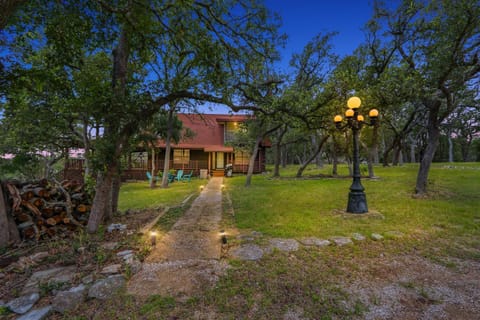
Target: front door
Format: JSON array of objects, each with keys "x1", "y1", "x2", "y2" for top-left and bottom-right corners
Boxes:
[{"x1": 216, "y1": 152, "x2": 224, "y2": 169}]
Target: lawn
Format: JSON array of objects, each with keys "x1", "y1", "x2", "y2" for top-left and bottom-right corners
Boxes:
[
  {"x1": 117, "y1": 178, "x2": 204, "y2": 211},
  {"x1": 226, "y1": 163, "x2": 480, "y2": 240}
]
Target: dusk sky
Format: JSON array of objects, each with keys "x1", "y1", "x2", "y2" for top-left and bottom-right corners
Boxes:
[
  {"x1": 266, "y1": 0, "x2": 376, "y2": 72},
  {"x1": 206, "y1": 0, "x2": 376, "y2": 113}
]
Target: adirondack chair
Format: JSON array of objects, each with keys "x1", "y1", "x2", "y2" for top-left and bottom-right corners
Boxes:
[
  {"x1": 146, "y1": 171, "x2": 159, "y2": 182},
  {"x1": 158, "y1": 171, "x2": 175, "y2": 183},
  {"x1": 181, "y1": 170, "x2": 193, "y2": 182},
  {"x1": 174, "y1": 169, "x2": 184, "y2": 181}
]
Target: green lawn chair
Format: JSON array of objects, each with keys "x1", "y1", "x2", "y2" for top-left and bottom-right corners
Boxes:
[
  {"x1": 159, "y1": 171, "x2": 175, "y2": 183},
  {"x1": 146, "y1": 171, "x2": 159, "y2": 183},
  {"x1": 174, "y1": 169, "x2": 184, "y2": 181},
  {"x1": 181, "y1": 170, "x2": 193, "y2": 182}
]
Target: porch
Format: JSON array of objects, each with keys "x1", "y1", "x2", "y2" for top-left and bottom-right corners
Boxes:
[{"x1": 63, "y1": 158, "x2": 261, "y2": 182}]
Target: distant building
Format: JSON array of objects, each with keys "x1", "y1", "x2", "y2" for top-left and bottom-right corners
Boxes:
[{"x1": 64, "y1": 113, "x2": 270, "y2": 181}]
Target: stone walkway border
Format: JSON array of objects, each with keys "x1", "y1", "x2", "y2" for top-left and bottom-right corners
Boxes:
[{"x1": 230, "y1": 230, "x2": 405, "y2": 261}]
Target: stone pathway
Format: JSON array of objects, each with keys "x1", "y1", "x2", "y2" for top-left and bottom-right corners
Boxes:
[{"x1": 127, "y1": 177, "x2": 228, "y2": 298}]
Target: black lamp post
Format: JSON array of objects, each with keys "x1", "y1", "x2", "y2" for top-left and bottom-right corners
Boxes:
[{"x1": 334, "y1": 97, "x2": 379, "y2": 213}]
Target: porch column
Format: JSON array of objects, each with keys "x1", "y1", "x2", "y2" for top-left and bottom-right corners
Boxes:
[{"x1": 208, "y1": 152, "x2": 211, "y2": 173}]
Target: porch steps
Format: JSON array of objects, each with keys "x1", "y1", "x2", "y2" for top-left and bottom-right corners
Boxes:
[{"x1": 211, "y1": 170, "x2": 224, "y2": 177}]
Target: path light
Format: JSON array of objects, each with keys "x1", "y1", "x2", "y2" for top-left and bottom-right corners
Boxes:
[
  {"x1": 220, "y1": 230, "x2": 227, "y2": 244},
  {"x1": 333, "y1": 96, "x2": 379, "y2": 213},
  {"x1": 221, "y1": 184, "x2": 225, "y2": 190},
  {"x1": 150, "y1": 231, "x2": 157, "y2": 246},
  {"x1": 200, "y1": 185, "x2": 204, "y2": 191}
]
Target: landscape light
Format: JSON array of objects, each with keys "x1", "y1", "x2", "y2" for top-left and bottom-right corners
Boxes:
[
  {"x1": 333, "y1": 96, "x2": 380, "y2": 213},
  {"x1": 150, "y1": 231, "x2": 157, "y2": 246}
]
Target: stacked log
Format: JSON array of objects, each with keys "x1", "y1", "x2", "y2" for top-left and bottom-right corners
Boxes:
[{"x1": 3, "y1": 179, "x2": 91, "y2": 241}]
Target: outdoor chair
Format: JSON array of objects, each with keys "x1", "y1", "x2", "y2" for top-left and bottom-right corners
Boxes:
[
  {"x1": 181, "y1": 170, "x2": 193, "y2": 182},
  {"x1": 174, "y1": 169, "x2": 184, "y2": 181},
  {"x1": 146, "y1": 171, "x2": 159, "y2": 183},
  {"x1": 159, "y1": 171, "x2": 175, "y2": 183}
]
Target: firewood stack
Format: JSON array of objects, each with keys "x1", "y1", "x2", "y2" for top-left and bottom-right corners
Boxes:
[{"x1": 4, "y1": 179, "x2": 91, "y2": 241}]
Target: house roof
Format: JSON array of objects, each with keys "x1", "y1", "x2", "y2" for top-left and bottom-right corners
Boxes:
[{"x1": 155, "y1": 113, "x2": 252, "y2": 151}]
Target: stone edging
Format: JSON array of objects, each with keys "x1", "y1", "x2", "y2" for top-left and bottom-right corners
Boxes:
[{"x1": 230, "y1": 230, "x2": 405, "y2": 261}]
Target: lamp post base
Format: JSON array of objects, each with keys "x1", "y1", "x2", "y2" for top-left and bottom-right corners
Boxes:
[{"x1": 347, "y1": 191, "x2": 368, "y2": 213}]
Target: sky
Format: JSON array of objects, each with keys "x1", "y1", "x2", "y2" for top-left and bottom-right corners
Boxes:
[
  {"x1": 266, "y1": 0, "x2": 375, "y2": 72},
  {"x1": 204, "y1": 0, "x2": 376, "y2": 113}
]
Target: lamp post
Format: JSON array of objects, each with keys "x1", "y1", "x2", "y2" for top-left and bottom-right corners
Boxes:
[{"x1": 334, "y1": 97, "x2": 379, "y2": 213}]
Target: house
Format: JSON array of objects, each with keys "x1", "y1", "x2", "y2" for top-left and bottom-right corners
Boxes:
[{"x1": 64, "y1": 113, "x2": 270, "y2": 181}]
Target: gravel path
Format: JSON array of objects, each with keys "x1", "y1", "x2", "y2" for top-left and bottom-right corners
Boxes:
[{"x1": 127, "y1": 177, "x2": 228, "y2": 298}]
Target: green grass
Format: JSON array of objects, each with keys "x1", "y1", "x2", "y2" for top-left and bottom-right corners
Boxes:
[
  {"x1": 118, "y1": 178, "x2": 204, "y2": 211},
  {"x1": 226, "y1": 163, "x2": 480, "y2": 239}
]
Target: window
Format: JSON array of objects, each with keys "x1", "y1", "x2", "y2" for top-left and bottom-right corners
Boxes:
[
  {"x1": 173, "y1": 149, "x2": 190, "y2": 164},
  {"x1": 129, "y1": 152, "x2": 147, "y2": 169},
  {"x1": 234, "y1": 150, "x2": 250, "y2": 165}
]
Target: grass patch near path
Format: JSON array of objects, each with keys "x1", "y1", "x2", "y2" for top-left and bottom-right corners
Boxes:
[
  {"x1": 118, "y1": 179, "x2": 204, "y2": 212},
  {"x1": 226, "y1": 163, "x2": 480, "y2": 240}
]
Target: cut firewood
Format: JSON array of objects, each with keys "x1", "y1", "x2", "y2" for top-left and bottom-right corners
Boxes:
[
  {"x1": 71, "y1": 193, "x2": 85, "y2": 201},
  {"x1": 4, "y1": 178, "x2": 90, "y2": 241},
  {"x1": 53, "y1": 179, "x2": 84, "y2": 228},
  {"x1": 76, "y1": 204, "x2": 89, "y2": 213},
  {"x1": 33, "y1": 187, "x2": 49, "y2": 198},
  {"x1": 16, "y1": 212, "x2": 31, "y2": 223},
  {"x1": 41, "y1": 207, "x2": 54, "y2": 217},
  {"x1": 53, "y1": 205, "x2": 64, "y2": 214},
  {"x1": 21, "y1": 190, "x2": 34, "y2": 200},
  {"x1": 21, "y1": 200, "x2": 43, "y2": 217},
  {"x1": 6, "y1": 183, "x2": 22, "y2": 212},
  {"x1": 23, "y1": 226, "x2": 36, "y2": 239},
  {"x1": 29, "y1": 197, "x2": 44, "y2": 208}
]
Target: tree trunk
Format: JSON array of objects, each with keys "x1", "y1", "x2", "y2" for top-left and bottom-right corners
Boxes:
[
  {"x1": 161, "y1": 140, "x2": 172, "y2": 188},
  {"x1": 273, "y1": 125, "x2": 287, "y2": 177},
  {"x1": 161, "y1": 111, "x2": 174, "y2": 188},
  {"x1": 87, "y1": 169, "x2": 114, "y2": 233},
  {"x1": 150, "y1": 147, "x2": 157, "y2": 188},
  {"x1": 0, "y1": 182, "x2": 21, "y2": 247},
  {"x1": 332, "y1": 136, "x2": 338, "y2": 176},
  {"x1": 296, "y1": 135, "x2": 329, "y2": 178},
  {"x1": 311, "y1": 134, "x2": 324, "y2": 168},
  {"x1": 393, "y1": 144, "x2": 402, "y2": 166},
  {"x1": 461, "y1": 139, "x2": 472, "y2": 162},
  {"x1": 410, "y1": 140, "x2": 416, "y2": 163},
  {"x1": 111, "y1": 173, "x2": 121, "y2": 216},
  {"x1": 415, "y1": 102, "x2": 441, "y2": 194},
  {"x1": 87, "y1": 27, "x2": 129, "y2": 233},
  {"x1": 245, "y1": 136, "x2": 262, "y2": 187},
  {"x1": 281, "y1": 145, "x2": 287, "y2": 168},
  {"x1": 368, "y1": 125, "x2": 379, "y2": 178},
  {"x1": 448, "y1": 135, "x2": 454, "y2": 162}
]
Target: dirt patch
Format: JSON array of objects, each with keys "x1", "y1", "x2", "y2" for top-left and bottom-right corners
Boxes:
[{"x1": 347, "y1": 254, "x2": 480, "y2": 319}]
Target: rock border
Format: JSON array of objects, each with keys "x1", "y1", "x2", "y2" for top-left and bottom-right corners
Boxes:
[{"x1": 229, "y1": 230, "x2": 404, "y2": 261}]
